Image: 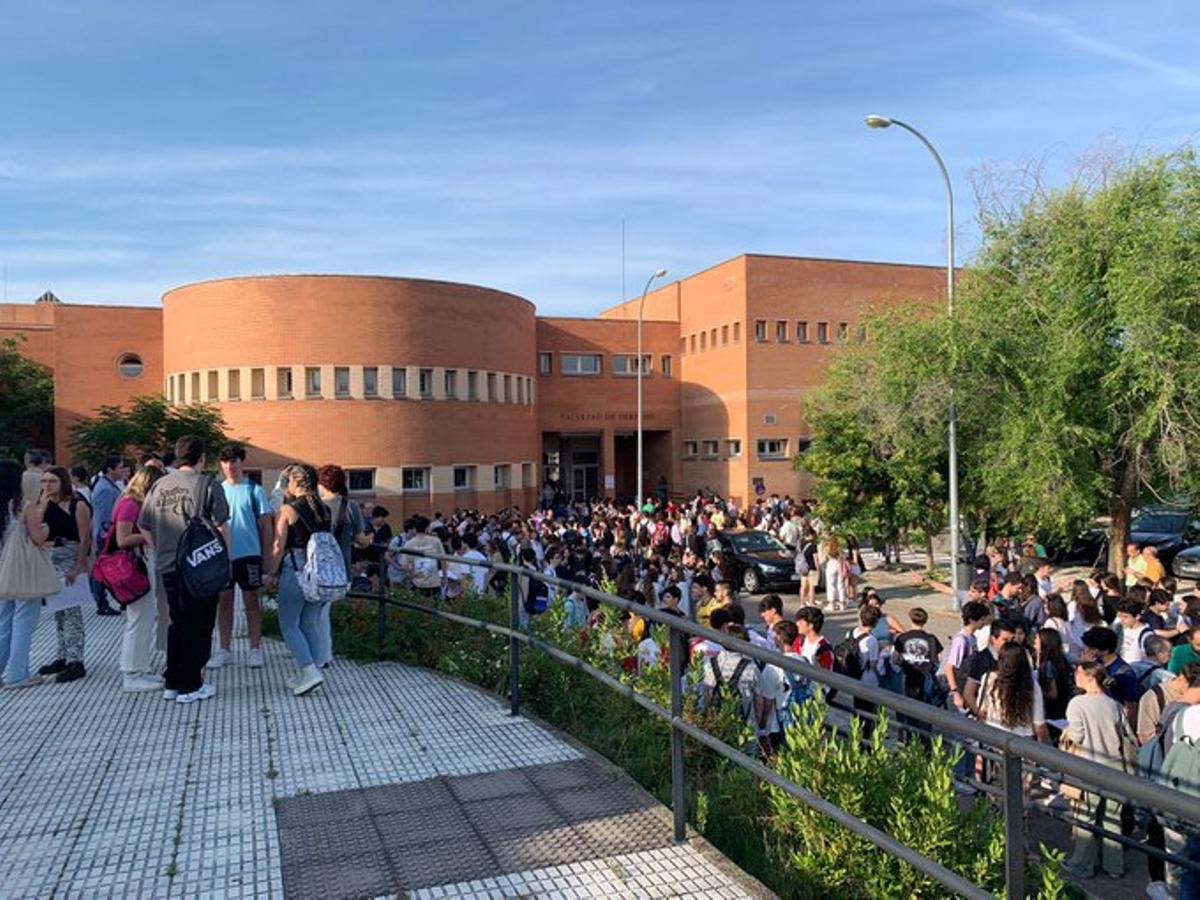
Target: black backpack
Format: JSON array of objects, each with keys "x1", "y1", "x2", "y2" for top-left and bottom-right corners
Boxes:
[
  {"x1": 175, "y1": 476, "x2": 231, "y2": 600},
  {"x1": 833, "y1": 635, "x2": 865, "y2": 681}
]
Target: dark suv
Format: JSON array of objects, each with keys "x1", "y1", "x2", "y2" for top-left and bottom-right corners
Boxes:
[
  {"x1": 1068, "y1": 507, "x2": 1200, "y2": 575},
  {"x1": 706, "y1": 529, "x2": 798, "y2": 594}
]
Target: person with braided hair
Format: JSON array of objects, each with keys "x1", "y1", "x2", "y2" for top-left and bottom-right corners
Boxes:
[{"x1": 263, "y1": 463, "x2": 332, "y2": 697}]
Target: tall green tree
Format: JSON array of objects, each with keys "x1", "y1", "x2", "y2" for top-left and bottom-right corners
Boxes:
[
  {"x1": 69, "y1": 395, "x2": 234, "y2": 468},
  {"x1": 798, "y1": 305, "x2": 949, "y2": 569},
  {"x1": 956, "y1": 149, "x2": 1200, "y2": 572},
  {"x1": 0, "y1": 335, "x2": 54, "y2": 458}
]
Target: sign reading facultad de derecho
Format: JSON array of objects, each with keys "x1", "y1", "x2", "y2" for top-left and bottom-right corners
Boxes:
[{"x1": 559, "y1": 412, "x2": 655, "y2": 422}]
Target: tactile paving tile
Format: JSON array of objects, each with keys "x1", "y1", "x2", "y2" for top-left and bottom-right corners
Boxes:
[{"x1": 0, "y1": 603, "x2": 759, "y2": 900}]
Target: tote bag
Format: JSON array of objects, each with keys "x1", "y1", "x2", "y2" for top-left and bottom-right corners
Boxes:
[{"x1": 0, "y1": 517, "x2": 61, "y2": 600}]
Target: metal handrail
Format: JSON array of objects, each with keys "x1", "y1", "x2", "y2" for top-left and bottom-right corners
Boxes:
[{"x1": 371, "y1": 545, "x2": 1200, "y2": 899}]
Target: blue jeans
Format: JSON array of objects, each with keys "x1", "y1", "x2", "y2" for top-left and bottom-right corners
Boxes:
[
  {"x1": 0, "y1": 599, "x2": 42, "y2": 683},
  {"x1": 277, "y1": 566, "x2": 323, "y2": 669}
]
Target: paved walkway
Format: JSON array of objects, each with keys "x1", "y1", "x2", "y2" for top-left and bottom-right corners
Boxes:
[{"x1": 0, "y1": 605, "x2": 767, "y2": 899}]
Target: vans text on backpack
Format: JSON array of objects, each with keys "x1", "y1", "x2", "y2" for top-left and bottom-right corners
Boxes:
[{"x1": 175, "y1": 476, "x2": 231, "y2": 600}]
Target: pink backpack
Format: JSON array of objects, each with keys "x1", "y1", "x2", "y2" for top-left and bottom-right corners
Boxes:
[{"x1": 91, "y1": 523, "x2": 151, "y2": 605}]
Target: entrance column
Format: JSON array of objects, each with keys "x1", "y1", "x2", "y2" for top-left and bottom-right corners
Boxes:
[{"x1": 601, "y1": 427, "x2": 616, "y2": 499}]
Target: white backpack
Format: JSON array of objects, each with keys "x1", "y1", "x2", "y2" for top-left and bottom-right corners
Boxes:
[{"x1": 300, "y1": 531, "x2": 349, "y2": 604}]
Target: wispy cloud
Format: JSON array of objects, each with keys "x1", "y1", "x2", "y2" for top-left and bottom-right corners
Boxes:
[{"x1": 996, "y1": 6, "x2": 1200, "y2": 90}]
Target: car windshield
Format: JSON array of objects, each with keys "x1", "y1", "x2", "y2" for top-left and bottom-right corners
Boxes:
[
  {"x1": 1132, "y1": 513, "x2": 1188, "y2": 535},
  {"x1": 728, "y1": 531, "x2": 787, "y2": 554}
]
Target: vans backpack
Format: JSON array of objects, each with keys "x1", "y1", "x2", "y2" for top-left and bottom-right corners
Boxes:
[{"x1": 175, "y1": 477, "x2": 231, "y2": 600}]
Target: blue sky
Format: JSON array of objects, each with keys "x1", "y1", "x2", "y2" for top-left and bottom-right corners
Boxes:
[{"x1": 1, "y1": 1, "x2": 1198, "y2": 314}]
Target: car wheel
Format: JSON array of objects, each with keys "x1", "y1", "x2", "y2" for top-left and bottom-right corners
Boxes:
[{"x1": 742, "y1": 567, "x2": 761, "y2": 594}]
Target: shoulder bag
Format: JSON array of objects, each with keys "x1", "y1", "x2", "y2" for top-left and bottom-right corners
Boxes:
[{"x1": 0, "y1": 514, "x2": 62, "y2": 600}]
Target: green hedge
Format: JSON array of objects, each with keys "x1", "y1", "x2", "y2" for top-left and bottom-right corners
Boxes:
[{"x1": 264, "y1": 592, "x2": 1071, "y2": 899}]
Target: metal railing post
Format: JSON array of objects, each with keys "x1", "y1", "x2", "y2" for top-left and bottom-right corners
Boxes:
[
  {"x1": 375, "y1": 568, "x2": 387, "y2": 658},
  {"x1": 1001, "y1": 748, "x2": 1026, "y2": 900},
  {"x1": 669, "y1": 624, "x2": 687, "y2": 842},
  {"x1": 508, "y1": 570, "x2": 521, "y2": 716}
]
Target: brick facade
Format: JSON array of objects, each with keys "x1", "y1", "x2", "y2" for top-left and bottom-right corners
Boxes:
[{"x1": 2, "y1": 255, "x2": 944, "y2": 509}]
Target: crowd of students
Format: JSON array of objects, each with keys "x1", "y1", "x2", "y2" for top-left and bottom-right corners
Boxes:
[{"x1": 3, "y1": 455, "x2": 1199, "y2": 894}]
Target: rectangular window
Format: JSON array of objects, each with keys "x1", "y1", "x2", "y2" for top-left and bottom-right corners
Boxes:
[
  {"x1": 250, "y1": 368, "x2": 265, "y2": 400},
  {"x1": 796, "y1": 321, "x2": 808, "y2": 342},
  {"x1": 522, "y1": 462, "x2": 533, "y2": 488},
  {"x1": 503, "y1": 374, "x2": 512, "y2": 402},
  {"x1": 305, "y1": 367, "x2": 322, "y2": 398},
  {"x1": 689, "y1": 334, "x2": 697, "y2": 353},
  {"x1": 661, "y1": 355, "x2": 672, "y2": 378},
  {"x1": 402, "y1": 467, "x2": 429, "y2": 493},
  {"x1": 679, "y1": 337, "x2": 687, "y2": 355},
  {"x1": 444, "y1": 369, "x2": 457, "y2": 399},
  {"x1": 755, "y1": 319, "x2": 767, "y2": 342},
  {"x1": 702, "y1": 440, "x2": 720, "y2": 458},
  {"x1": 453, "y1": 466, "x2": 476, "y2": 490},
  {"x1": 363, "y1": 367, "x2": 378, "y2": 397},
  {"x1": 726, "y1": 439, "x2": 742, "y2": 458},
  {"x1": 487, "y1": 372, "x2": 497, "y2": 401},
  {"x1": 538, "y1": 352, "x2": 551, "y2": 375},
  {"x1": 335, "y1": 366, "x2": 350, "y2": 397},
  {"x1": 796, "y1": 437, "x2": 813, "y2": 454},
  {"x1": 776, "y1": 320, "x2": 789, "y2": 343},
  {"x1": 721, "y1": 325, "x2": 729, "y2": 345},
  {"x1": 207, "y1": 370, "x2": 219, "y2": 401},
  {"x1": 710, "y1": 328, "x2": 717, "y2": 347},
  {"x1": 191, "y1": 372, "x2": 200, "y2": 402},
  {"x1": 243, "y1": 469, "x2": 263, "y2": 486},
  {"x1": 611, "y1": 355, "x2": 650, "y2": 376},
  {"x1": 757, "y1": 438, "x2": 789, "y2": 460},
  {"x1": 467, "y1": 370, "x2": 479, "y2": 400},
  {"x1": 347, "y1": 469, "x2": 375, "y2": 493},
  {"x1": 733, "y1": 321, "x2": 741, "y2": 342},
  {"x1": 837, "y1": 321, "x2": 849, "y2": 342},
  {"x1": 277, "y1": 368, "x2": 293, "y2": 398},
  {"x1": 855, "y1": 324, "x2": 867, "y2": 343},
  {"x1": 177, "y1": 374, "x2": 185, "y2": 402},
  {"x1": 700, "y1": 331, "x2": 707, "y2": 350},
  {"x1": 392, "y1": 367, "x2": 407, "y2": 398},
  {"x1": 817, "y1": 322, "x2": 829, "y2": 344},
  {"x1": 560, "y1": 354, "x2": 601, "y2": 376},
  {"x1": 227, "y1": 369, "x2": 240, "y2": 401},
  {"x1": 418, "y1": 368, "x2": 432, "y2": 398},
  {"x1": 683, "y1": 441, "x2": 698, "y2": 459},
  {"x1": 516, "y1": 378, "x2": 524, "y2": 404},
  {"x1": 167, "y1": 378, "x2": 174, "y2": 403},
  {"x1": 493, "y1": 464, "x2": 510, "y2": 489}
]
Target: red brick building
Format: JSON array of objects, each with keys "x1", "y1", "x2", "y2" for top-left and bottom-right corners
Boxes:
[{"x1": 2, "y1": 254, "x2": 943, "y2": 513}]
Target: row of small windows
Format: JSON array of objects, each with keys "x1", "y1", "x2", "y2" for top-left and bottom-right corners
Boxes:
[
  {"x1": 343, "y1": 464, "x2": 534, "y2": 494},
  {"x1": 538, "y1": 352, "x2": 672, "y2": 378},
  {"x1": 755, "y1": 319, "x2": 864, "y2": 345},
  {"x1": 681, "y1": 437, "x2": 812, "y2": 461},
  {"x1": 681, "y1": 321, "x2": 741, "y2": 355},
  {"x1": 166, "y1": 367, "x2": 533, "y2": 406}
]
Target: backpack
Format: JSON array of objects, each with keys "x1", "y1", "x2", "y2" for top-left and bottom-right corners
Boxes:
[
  {"x1": 295, "y1": 504, "x2": 347, "y2": 604},
  {"x1": 91, "y1": 521, "x2": 151, "y2": 606},
  {"x1": 175, "y1": 477, "x2": 231, "y2": 600},
  {"x1": 708, "y1": 656, "x2": 753, "y2": 716},
  {"x1": 1137, "y1": 690, "x2": 1175, "y2": 781},
  {"x1": 833, "y1": 634, "x2": 865, "y2": 681},
  {"x1": 795, "y1": 546, "x2": 811, "y2": 577},
  {"x1": 1157, "y1": 735, "x2": 1200, "y2": 832},
  {"x1": 778, "y1": 666, "x2": 816, "y2": 729},
  {"x1": 523, "y1": 569, "x2": 548, "y2": 615}
]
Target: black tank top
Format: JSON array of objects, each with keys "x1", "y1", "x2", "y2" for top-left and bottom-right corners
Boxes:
[
  {"x1": 44, "y1": 497, "x2": 82, "y2": 543},
  {"x1": 286, "y1": 497, "x2": 331, "y2": 550}
]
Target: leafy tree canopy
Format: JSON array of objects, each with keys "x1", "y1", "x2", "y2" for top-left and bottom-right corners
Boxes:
[
  {"x1": 0, "y1": 335, "x2": 54, "y2": 458},
  {"x1": 800, "y1": 148, "x2": 1200, "y2": 573},
  {"x1": 69, "y1": 395, "x2": 234, "y2": 469}
]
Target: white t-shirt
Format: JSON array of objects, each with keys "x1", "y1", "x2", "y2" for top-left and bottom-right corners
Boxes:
[
  {"x1": 636, "y1": 637, "x2": 660, "y2": 673},
  {"x1": 461, "y1": 549, "x2": 488, "y2": 593},
  {"x1": 1118, "y1": 622, "x2": 1149, "y2": 664}
]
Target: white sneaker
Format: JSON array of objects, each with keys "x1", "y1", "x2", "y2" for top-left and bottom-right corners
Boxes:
[
  {"x1": 176, "y1": 682, "x2": 217, "y2": 705},
  {"x1": 1146, "y1": 881, "x2": 1170, "y2": 900},
  {"x1": 163, "y1": 689, "x2": 178, "y2": 701},
  {"x1": 292, "y1": 665, "x2": 324, "y2": 697},
  {"x1": 245, "y1": 648, "x2": 265, "y2": 669},
  {"x1": 207, "y1": 648, "x2": 232, "y2": 669},
  {"x1": 123, "y1": 674, "x2": 162, "y2": 693}
]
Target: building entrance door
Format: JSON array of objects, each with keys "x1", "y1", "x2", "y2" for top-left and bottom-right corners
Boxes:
[{"x1": 570, "y1": 465, "x2": 598, "y2": 500}]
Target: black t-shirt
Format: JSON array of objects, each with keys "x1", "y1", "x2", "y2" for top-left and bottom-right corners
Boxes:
[
  {"x1": 1142, "y1": 610, "x2": 1167, "y2": 631},
  {"x1": 893, "y1": 629, "x2": 944, "y2": 693},
  {"x1": 965, "y1": 646, "x2": 999, "y2": 685}
]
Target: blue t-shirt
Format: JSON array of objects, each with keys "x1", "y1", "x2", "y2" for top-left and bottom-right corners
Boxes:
[{"x1": 221, "y1": 480, "x2": 270, "y2": 561}]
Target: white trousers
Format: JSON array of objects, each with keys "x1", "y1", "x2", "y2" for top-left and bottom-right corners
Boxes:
[{"x1": 121, "y1": 556, "x2": 159, "y2": 674}]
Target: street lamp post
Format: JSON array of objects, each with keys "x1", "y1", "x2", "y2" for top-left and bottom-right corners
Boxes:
[
  {"x1": 637, "y1": 268, "x2": 668, "y2": 512},
  {"x1": 865, "y1": 115, "x2": 962, "y2": 609}
]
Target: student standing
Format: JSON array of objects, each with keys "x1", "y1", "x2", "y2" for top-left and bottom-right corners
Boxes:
[
  {"x1": 210, "y1": 444, "x2": 272, "y2": 670},
  {"x1": 138, "y1": 436, "x2": 230, "y2": 705},
  {"x1": 87, "y1": 455, "x2": 122, "y2": 616},
  {"x1": 31, "y1": 467, "x2": 92, "y2": 683},
  {"x1": 114, "y1": 465, "x2": 165, "y2": 691},
  {"x1": 0, "y1": 460, "x2": 43, "y2": 689}
]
